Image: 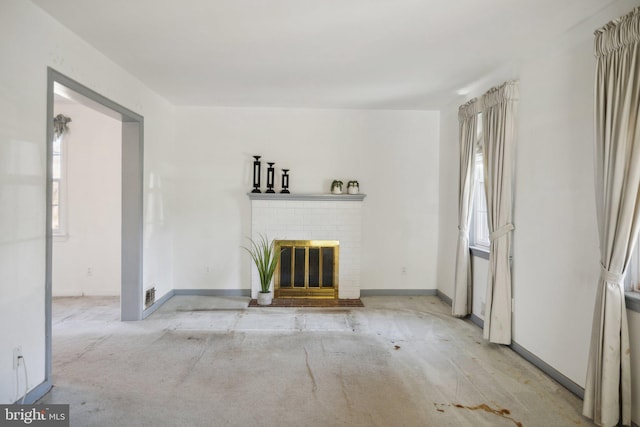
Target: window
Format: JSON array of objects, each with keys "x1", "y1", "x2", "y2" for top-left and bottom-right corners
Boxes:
[
  {"x1": 52, "y1": 135, "x2": 61, "y2": 233},
  {"x1": 52, "y1": 114, "x2": 70, "y2": 236},
  {"x1": 471, "y1": 115, "x2": 490, "y2": 249}
]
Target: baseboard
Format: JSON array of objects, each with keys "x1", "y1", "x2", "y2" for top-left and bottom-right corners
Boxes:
[
  {"x1": 360, "y1": 289, "x2": 437, "y2": 296},
  {"x1": 470, "y1": 323, "x2": 585, "y2": 400},
  {"x1": 436, "y1": 290, "x2": 584, "y2": 401},
  {"x1": 436, "y1": 290, "x2": 452, "y2": 305},
  {"x1": 509, "y1": 340, "x2": 584, "y2": 399},
  {"x1": 437, "y1": 291, "x2": 484, "y2": 328},
  {"x1": 469, "y1": 313, "x2": 484, "y2": 329},
  {"x1": 465, "y1": 314, "x2": 584, "y2": 399},
  {"x1": 173, "y1": 289, "x2": 251, "y2": 297},
  {"x1": 15, "y1": 379, "x2": 52, "y2": 404},
  {"x1": 142, "y1": 289, "x2": 251, "y2": 318},
  {"x1": 142, "y1": 289, "x2": 175, "y2": 319}
]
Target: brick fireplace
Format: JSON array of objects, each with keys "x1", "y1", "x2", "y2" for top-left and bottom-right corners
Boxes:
[{"x1": 248, "y1": 194, "x2": 365, "y2": 299}]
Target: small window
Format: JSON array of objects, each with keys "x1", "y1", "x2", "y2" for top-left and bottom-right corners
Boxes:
[
  {"x1": 52, "y1": 114, "x2": 70, "y2": 236},
  {"x1": 52, "y1": 135, "x2": 62, "y2": 233},
  {"x1": 471, "y1": 114, "x2": 490, "y2": 250}
]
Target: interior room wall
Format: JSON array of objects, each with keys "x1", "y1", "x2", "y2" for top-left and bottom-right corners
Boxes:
[
  {"x1": 471, "y1": 257, "x2": 489, "y2": 321},
  {"x1": 511, "y1": 23, "x2": 600, "y2": 387},
  {"x1": 436, "y1": 106, "x2": 461, "y2": 301},
  {"x1": 52, "y1": 102, "x2": 121, "y2": 296},
  {"x1": 172, "y1": 107, "x2": 440, "y2": 293},
  {"x1": 0, "y1": 0, "x2": 175, "y2": 403},
  {"x1": 436, "y1": 0, "x2": 640, "y2": 415}
]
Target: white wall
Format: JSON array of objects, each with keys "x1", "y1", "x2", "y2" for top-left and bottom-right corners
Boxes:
[
  {"x1": 172, "y1": 107, "x2": 440, "y2": 293},
  {"x1": 52, "y1": 102, "x2": 121, "y2": 296},
  {"x1": 512, "y1": 22, "x2": 601, "y2": 386},
  {"x1": 471, "y1": 256, "x2": 489, "y2": 320},
  {"x1": 0, "y1": 0, "x2": 175, "y2": 403},
  {"x1": 436, "y1": 0, "x2": 640, "y2": 408},
  {"x1": 436, "y1": 106, "x2": 461, "y2": 300}
]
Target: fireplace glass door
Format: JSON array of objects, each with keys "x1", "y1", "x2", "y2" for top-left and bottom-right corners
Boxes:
[{"x1": 274, "y1": 240, "x2": 339, "y2": 298}]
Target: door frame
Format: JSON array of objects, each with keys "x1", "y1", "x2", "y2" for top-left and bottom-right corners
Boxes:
[{"x1": 43, "y1": 67, "x2": 144, "y2": 399}]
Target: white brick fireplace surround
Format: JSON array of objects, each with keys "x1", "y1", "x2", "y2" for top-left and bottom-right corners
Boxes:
[{"x1": 248, "y1": 194, "x2": 366, "y2": 299}]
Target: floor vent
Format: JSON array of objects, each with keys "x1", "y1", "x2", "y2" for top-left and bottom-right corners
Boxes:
[{"x1": 145, "y1": 287, "x2": 156, "y2": 308}]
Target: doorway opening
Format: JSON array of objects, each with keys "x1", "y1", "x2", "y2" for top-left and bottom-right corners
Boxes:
[
  {"x1": 45, "y1": 68, "x2": 144, "y2": 394},
  {"x1": 52, "y1": 87, "x2": 122, "y2": 299}
]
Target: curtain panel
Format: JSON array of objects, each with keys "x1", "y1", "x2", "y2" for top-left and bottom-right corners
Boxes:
[
  {"x1": 481, "y1": 80, "x2": 518, "y2": 345},
  {"x1": 453, "y1": 99, "x2": 481, "y2": 317},
  {"x1": 584, "y1": 7, "x2": 640, "y2": 427}
]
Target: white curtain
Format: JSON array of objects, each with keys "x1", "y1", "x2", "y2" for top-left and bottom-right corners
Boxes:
[
  {"x1": 583, "y1": 7, "x2": 640, "y2": 427},
  {"x1": 481, "y1": 81, "x2": 518, "y2": 345},
  {"x1": 453, "y1": 99, "x2": 481, "y2": 317}
]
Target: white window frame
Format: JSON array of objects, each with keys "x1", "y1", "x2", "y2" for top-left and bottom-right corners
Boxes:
[
  {"x1": 470, "y1": 113, "x2": 490, "y2": 251},
  {"x1": 52, "y1": 133, "x2": 68, "y2": 238}
]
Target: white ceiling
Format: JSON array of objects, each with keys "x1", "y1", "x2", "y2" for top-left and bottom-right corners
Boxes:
[{"x1": 31, "y1": 0, "x2": 614, "y2": 110}]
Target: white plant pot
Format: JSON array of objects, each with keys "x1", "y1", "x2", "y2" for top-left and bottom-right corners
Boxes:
[{"x1": 257, "y1": 291, "x2": 273, "y2": 306}]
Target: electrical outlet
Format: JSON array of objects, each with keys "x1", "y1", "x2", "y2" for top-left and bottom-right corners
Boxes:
[
  {"x1": 481, "y1": 302, "x2": 486, "y2": 316},
  {"x1": 401, "y1": 267, "x2": 407, "y2": 275},
  {"x1": 13, "y1": 347, "x2": 22, "y2": 370}
]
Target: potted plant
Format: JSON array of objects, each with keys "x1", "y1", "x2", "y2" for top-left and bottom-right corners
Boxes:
[{"x1": 243, "y1": 234, "x2": 280, "y2": 305}]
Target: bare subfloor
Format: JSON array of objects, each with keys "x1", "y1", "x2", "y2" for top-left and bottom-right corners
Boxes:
[{"x1": 41, "y1": 296, "x2": 592, "y2": 426}]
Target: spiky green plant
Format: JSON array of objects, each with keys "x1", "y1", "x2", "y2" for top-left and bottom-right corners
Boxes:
[{"x1": 243, "y1": 234, "x2": 280, "y2": 293}]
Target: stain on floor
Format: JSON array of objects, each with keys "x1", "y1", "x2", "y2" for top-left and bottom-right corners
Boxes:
[{"x1": 434, "y1": 402, "x2": 523, "y2": 427}]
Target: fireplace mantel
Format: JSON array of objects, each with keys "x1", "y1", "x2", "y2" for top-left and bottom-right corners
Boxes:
[
  {"x1": 247, "y1": 193, "x2": 366, "y2": 201},
  {"x1": 249, "y1": 193, "x2": 365, "y2": 299}
]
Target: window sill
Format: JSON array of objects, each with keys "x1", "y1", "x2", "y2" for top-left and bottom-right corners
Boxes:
[
  {"x1": 626, "y1": 292, "x2": 640, "y2": 313},
  {"x1": 469, "y1": 246, "x2": 490, "y2": 260}
]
